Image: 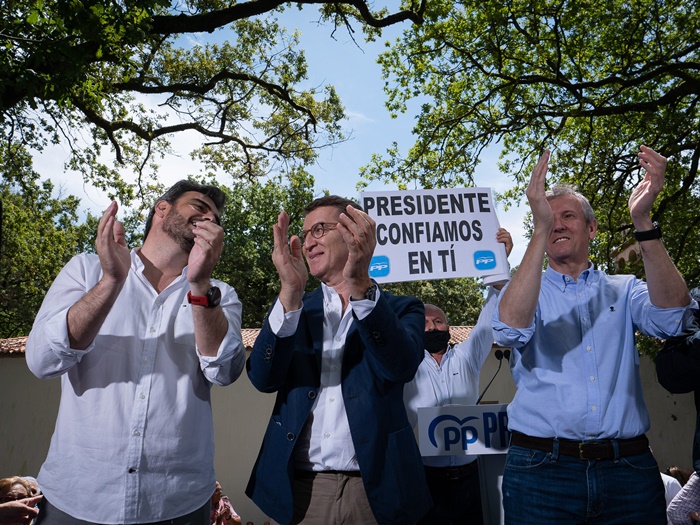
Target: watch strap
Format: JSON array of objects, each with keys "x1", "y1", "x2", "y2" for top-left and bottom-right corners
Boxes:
[
  {"x1": 187, "y1": 287, "x2": 222, "y2": 307},
  {"x1": 633, "y1": 222, "x2": 662, "y2": 242}
]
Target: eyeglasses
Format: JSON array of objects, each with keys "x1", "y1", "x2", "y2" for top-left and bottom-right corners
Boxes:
[{"x1": 299, "y1": 222, "x2": 338, "y2": 244}]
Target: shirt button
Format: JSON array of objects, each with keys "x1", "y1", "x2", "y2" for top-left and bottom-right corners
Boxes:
[
  {"x1": 591, "y1": 406, "x2": 597, "y2": 411},
  {"x1": 150, "y1": 327, "x2": 156, "y2": 333},
  {"x1": 589, "y1": 376, "x2": 595, "y2": 382},
  {"x1": 133, "y1": 430, "x2": 141, "y2": 436},
  {"x1": 582, "y1": 317, "x2": 587, "y2": 322},
  {"x1": 324, "y1": 433, "x2": 331, "y2": 438},
  {"x1": 139, "y1": 394, "x2": 145, "y2": 400},
  {"x1": 335, "y1": 336, "x2": 342, "y2": 342},
  {"x1": 329, "y1": 397, "x2": 335, "y2": 402},
  {"x1": 586, "y1": 346, "x2": 592, "y2": 351}
]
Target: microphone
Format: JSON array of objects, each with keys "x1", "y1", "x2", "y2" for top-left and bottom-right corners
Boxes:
[{"x1": 476, "y1": 349, "x2": 506, "y2": 405}]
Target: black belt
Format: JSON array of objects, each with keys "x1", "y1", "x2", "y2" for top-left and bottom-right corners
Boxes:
[
  {"x1": 424, "y1": 461, "x2": 479, "y2": 480},
  {"x1": 295, "y1": 469, "x2": 362, "y2": 478},
  {"x1": 510, "y1": 431, "x2": 650, "y2": 460}
]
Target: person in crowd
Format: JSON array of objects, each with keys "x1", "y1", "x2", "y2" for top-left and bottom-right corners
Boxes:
[
  {"x1": 26, "y1": 180, "x2": 246, "y2": 524},
  {"x1": 403, "y1": 228, "x2": 512, "y2": 525},
  {"x1": 210, "y1": 482, "x2": 241, "y2": 525},
  {"x1": 0, "y1": 477, "x2": 41, "y2": 525},
  {"x1": 493, "y1": 146, "x2": 693, "y2": 523},
  {"x1": 657, "y1": 288, "x2": 700, "y2": 524},
  {"x1": 661, "y1": 469, "x2": 684, "y2": 524},
  {"x1": 246, "y1": 195, "x2": 431, "y2": 524}
]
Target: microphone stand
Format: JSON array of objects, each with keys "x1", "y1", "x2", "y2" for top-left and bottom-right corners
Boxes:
[{"x1": 476, "y1": 349, "x2": 509, "y2": 405}]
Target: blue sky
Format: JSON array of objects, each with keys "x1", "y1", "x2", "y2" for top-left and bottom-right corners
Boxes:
[{"x1": 35, "y1": 6, "x2": 529, "y2": 265}]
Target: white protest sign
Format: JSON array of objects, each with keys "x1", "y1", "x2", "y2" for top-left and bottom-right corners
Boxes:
[
  {"x1": 360, "y1": 188, "x2": 509, "y2": 283},
  {"x1": 417, "y1": 403, "x2": 510, "y2": 456}
]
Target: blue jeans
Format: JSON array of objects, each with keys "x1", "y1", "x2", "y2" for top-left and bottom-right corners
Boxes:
[{"x1": 502, "y1": 445, "x2": 666, "y2": 524}]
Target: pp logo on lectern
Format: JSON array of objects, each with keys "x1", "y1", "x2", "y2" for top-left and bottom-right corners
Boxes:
[{"x1": 427, "y1": 411, "x2": 509, "y2": 452}]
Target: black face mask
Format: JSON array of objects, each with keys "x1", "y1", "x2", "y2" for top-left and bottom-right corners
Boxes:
[{"x1": 424, "y1": 330, "x2": 451, "y2": 353}]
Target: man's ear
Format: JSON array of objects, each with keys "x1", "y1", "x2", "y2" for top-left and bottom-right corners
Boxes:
[
  {"x1": 155, "y1": 200, "x2": 170, "y2": 219},
  {"x1": 588, "y1": 219, "x2": 598, "y2": 240}
]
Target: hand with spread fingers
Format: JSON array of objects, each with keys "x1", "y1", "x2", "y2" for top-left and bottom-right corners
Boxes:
[
  {"x1": 272, "y1": 210, "x2": 308, "y2": 311},
  {"x1": 629, "y1": 145, "x2": 666, "y2": 229}
]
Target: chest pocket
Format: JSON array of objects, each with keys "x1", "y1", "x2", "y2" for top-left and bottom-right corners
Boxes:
[{"x1": 172, "y1": 303, "x2": 196, "y2": 348}]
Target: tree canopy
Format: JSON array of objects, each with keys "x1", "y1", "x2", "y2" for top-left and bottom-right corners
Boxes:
[
  {"x1": 2, "y1": 0, "x2": 426, "y2": 202},
  {"x1": 365, "y1": 0, "x2": 700, "y2": 285},
  {"x1": 0, "y1": 150, "x2": 96, "y2": 337}
]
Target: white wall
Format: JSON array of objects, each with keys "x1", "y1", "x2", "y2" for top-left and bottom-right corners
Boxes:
[{"x1": 1, "y1": 349, "x2": 696, "y2": 524}]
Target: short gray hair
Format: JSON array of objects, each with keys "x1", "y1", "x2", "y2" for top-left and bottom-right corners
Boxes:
[{"x1": 545, "y1": 183, "x2": 596, "y2": 224}]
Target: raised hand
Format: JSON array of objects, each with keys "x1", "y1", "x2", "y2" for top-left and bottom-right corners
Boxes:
[
  {"x1": 187, "y1": 219, "x2": 224, "y2": 286},
  {"x1": 629, "y1": 145, "x2": 666, "y2": 226},
  {"x1": 96, "y1": 202, "x2": 131, "y2": 285},
  {"x1": 273, "y1": 210, "x2": 308, "y2": 311},
  {"x1": 526, "y1": 150, "x2": 554, "y2": 234},
  {"x1": 337, "y1": 205, "x2": 376, "y2": 296},
  {"x1": 497, "y1": 227, "x2": 514, "y2": 257}
]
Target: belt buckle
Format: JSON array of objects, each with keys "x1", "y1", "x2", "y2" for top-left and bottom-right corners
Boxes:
[
  {"x1": 578, "y1": 442, "x2": 586, "y2": 460},
  {"x1": 578, "y1": 442, "x2": 606, "y2": 460}
]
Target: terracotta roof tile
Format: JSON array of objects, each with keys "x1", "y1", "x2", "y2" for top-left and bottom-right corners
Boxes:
[{"x1": 2, "y1": 327, "x2": 492, "y2": 355}]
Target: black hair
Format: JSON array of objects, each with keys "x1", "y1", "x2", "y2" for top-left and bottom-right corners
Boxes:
[
  {"x1": 303, "y1": 195, "x2": 363, "y2": 217},
  {"x1": 144, "y1": 180, "x2": 226, "y2": 239}
]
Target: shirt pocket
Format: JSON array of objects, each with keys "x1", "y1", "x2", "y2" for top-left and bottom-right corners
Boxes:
[{"x1": 172, "y1": 303, "x2": 196, "y2": 348}]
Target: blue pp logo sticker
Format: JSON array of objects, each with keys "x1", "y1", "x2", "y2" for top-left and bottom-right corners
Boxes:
[
  {"x1": 369, "y1": 256, "x2": 390, "y2": 278},
  {"x1": 473, "y1": 251, "x2": 496, "y2": 270}
]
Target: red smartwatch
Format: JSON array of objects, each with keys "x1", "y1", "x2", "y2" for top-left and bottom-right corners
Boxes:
[{"x1": 187, "y1": 286, "x2": 222, "y2": 308}]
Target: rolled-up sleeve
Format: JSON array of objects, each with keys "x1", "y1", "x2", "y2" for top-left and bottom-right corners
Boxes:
[
  {"x1": 197, "y1": 284, "x2": 246, "y2": 386},
  {"x1": 26, "y1": 254, "x2": 98, "y2": 379},
  {"x1": 491, "y1": 282, "x2": 536, "y2": 349}
]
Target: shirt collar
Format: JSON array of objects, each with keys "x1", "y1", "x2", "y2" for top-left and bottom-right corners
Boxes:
[{"x1": 544, "y1": 262, "x2": 599, "y2": 291}]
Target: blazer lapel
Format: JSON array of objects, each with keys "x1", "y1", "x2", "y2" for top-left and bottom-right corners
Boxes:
[{"x1": 305, "y1": 287, "x2": 325, "y2": 370}]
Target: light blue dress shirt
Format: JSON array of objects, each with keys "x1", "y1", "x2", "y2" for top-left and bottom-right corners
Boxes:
[{"x1": 492, "y1": 264, "x2": 692, "y2": 440}]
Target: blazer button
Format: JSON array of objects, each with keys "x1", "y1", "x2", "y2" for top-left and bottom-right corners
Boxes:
[
  {"x1": 372, "y1": 330, "x2": 381, "y2": 340},
  {"x1": 308, "y1": 391, "x2": 316, "y2": 399},
  {"x1": 287, "y1": 432, "x2": 296, "y2": 441}
]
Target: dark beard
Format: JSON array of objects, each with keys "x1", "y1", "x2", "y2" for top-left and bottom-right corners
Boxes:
[{"x1": 162, "y1": 207, "x2": 195, "y2": 253}]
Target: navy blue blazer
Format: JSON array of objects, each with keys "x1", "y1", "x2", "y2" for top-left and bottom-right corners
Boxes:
[{"x1": 245, "y1": 286, "x2": 431, "y2": 525}]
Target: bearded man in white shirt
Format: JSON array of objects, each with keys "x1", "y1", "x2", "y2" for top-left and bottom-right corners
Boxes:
[{"x1": 26, "y1": 180, "x2": 246, "y2": 525}]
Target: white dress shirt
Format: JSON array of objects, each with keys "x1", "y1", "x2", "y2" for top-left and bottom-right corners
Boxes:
[
  {"x1": 404, "y1": 287, "x2": 500, "y2": 467},
  {"x1": 268, "y1": 282, "x2": 378, "y2": 471},
  {"x1": 26, "y1": 250, "x2": 245, "y2": 523}
]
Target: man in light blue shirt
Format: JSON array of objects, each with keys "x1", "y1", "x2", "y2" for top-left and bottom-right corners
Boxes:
[{"x1": 492, "y1": 146, "x2": 693, "y2": 524}]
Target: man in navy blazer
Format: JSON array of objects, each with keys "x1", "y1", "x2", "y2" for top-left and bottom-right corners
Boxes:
[{"x1": 246, "y1": 195, "x2": 431, "y2": 525}]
